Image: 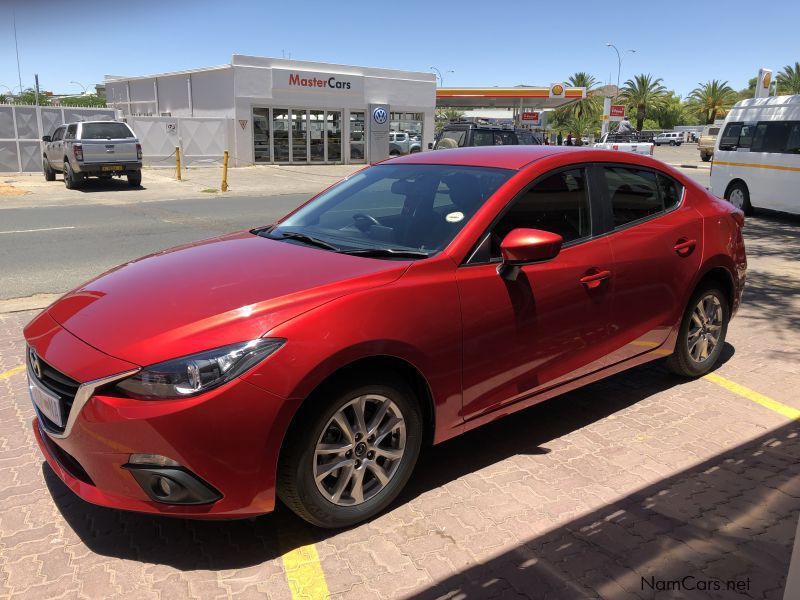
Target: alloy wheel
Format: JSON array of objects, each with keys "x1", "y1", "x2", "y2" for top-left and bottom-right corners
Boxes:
[
  {"x1": 728, "y1": 188, "x2": 745, "y2": 210},
  {"x1": 313, "y1": 394, "x2": 406, "y2": 506},
  {"x1": 687, "y1": 294, "x2": 723, "y2": 363}
]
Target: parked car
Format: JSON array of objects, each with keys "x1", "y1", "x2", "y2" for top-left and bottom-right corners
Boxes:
[
  {"x1": 434, "y1": 122, "x2": 541, "y2": 149},
  {"x1": 698, "y1": 125, "x2": 721, "y2": 162},
  {"x1": 711, "y1": 94, "x2": 800, "y2": 215},
  {"x1": 27, "y1": 146, "x2": 746, "y2": 528},
  {"x1": 593, "y1": 132, "x2": 654, "y2": 156},
  {"x1": 42, "y1": 121, "x2": 142, "y2": 188},
  {"x1": 389, "y1": 132, "x2": 421, "y2": 156},
  {"x1": 653, "y1": 132, "x2": 684, "y2": 146}
]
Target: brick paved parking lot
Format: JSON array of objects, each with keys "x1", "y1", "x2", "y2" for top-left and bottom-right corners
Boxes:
[{"x1": 1, "y1": 210, "x2": 799, "y2": 599}]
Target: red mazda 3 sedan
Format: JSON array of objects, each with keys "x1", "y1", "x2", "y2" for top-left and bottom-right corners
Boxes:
[{"x1": 25, "y1": 146, "x2": 746, "y2": 527}]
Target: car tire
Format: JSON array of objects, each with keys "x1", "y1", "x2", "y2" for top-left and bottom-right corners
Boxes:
[
  {"x1": 666, "y1": 284, "x2": 730, "y2": 378},
  {"x1": 277, "y1": 372, "x2": 423, "y2": 528},
  {"x1": 701, "y1": 154, "x2": 711, "y2": 162},
  {"x1": 725, "y1": 181, "x2": 753, "y2": 215},
  {"x1": 669, "y1": 141, "x2": 677, "y2": 146},
  {"x1": 43, "y1": 158, "x2": 55, "y2": 181},
  {"x1": 127, "y1": 170, "x2": 142, "y2": 187},
  {"x1": 63, "y1": 160, "x2": 76, "y2": 189}
]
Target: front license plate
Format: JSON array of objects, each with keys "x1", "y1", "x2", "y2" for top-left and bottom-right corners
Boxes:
[
  {"x1": 101, "y1": 165, "x2": 123, "y2": 172},
  {"x1": 29, "y1": 375, "x2": 63, "y2": 427}
]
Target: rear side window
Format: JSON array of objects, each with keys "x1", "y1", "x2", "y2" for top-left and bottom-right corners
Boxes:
[
  {"x1": 602, "y1": 167, "x2": 661, "y2": 227},
  {"x1": 81, "y1": 122, "x2": 134, "y2": 139},
  {"x1": 498, "y1": 131, "x2": 516, "y2": 145},
  {"x1": 472, "y1": 131, "x2": 494, "y2": 146},
  {"x1": 657, "y1": 173, "x2": 684, "y2": 210},
  {"x1": 493, "y1": 168, "x2": 591, "y2": 246},
  {"x1": 750, "y1": 121, "x2": 799, "y2": 153},
  {"x1": 719, "y1": 122, "x2": 755, "y2": 150}
]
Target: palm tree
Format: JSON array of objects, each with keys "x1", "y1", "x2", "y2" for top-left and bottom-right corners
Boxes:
[
  {"x1": 620, "y1": 74, "x2": 667, "y2": 130},
  {"x1": 777, "y1": 62, "x2": 800, "y2": 95},
  {"x1": 688, "y1": 80, "x2": 737, "y2": 124},
  {"x1": 565, "y1": 72, "x2": 602, "y2": 118}
]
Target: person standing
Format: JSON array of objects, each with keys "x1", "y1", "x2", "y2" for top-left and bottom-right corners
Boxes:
[
  {"x1": 566, "y1": 133, "x2": 574, "y2": 146},
  {"x1": 557, "y1": 131, "x2": 563, "y2": 146}
]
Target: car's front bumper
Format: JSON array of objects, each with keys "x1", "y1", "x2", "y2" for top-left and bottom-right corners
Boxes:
[{"x1": 26, "y1": 312, "x2": 287, "y2": 519}]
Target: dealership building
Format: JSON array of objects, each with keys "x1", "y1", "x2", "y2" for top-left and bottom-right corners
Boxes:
[{"x1": 105, "y1": 55, "x2": 437, "y2": 166}]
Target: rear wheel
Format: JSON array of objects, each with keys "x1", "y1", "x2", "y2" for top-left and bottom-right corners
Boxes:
[
  {"x1": 701, "y1": 153, "x2": 711, "y2": 162},
  {"x1": 63, "y1": 160, "x2": 76, "y2": 189},
  {"x1": 666, "y1": 284, "x2": 730, "y2": 377},
  {"x1": 725, "y1": 181, "x2": 753, "y2": 215},
  {"x1": 127, "y1": 170, "x2": 142, "y2": 187},
  {"x1": 669, "y1": 140, "x2": 677, "y2": 146},
  {"x1": 278, "y1": 373, "x2": 423, "y2": 528},
  {"x1": 43, "y1": 158, "x2": 55, "y2": 181}
]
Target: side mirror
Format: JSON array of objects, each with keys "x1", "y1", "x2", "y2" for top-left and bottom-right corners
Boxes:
[
  {"x1": 497, "y1": 228, "x2": 563, "y2": 281},
  {"x1": 42, "y1": 135, "x2": 51, "y2": 142}
]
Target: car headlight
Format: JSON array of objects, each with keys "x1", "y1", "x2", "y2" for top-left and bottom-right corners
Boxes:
[{"x1": 115, "y1": 338, "x2": 285, "y2": 400}]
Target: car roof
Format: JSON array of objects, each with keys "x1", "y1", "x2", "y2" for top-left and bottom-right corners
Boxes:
[{"x1": 387, "y1": 146, "x2": 668, "y2": 171}]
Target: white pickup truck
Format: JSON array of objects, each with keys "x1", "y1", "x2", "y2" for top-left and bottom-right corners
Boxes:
[{"x1": 593, "y1": 133, "x2": 654, "y2": 156}]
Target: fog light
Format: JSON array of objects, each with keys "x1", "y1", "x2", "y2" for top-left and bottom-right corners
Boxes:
[
  {"x1": 129, "y1": 453, "x2": 181, "y2": 467},
  {"x1": 153, "y1": 476, "x2": 173, "y2": 498}
]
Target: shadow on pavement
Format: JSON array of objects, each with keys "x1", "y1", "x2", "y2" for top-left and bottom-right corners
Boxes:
[
  {"x1": 44, "y1": 348, "x2": 736, "y2": 571},
  {"x1": 60, "y1": 176, "x2": 144, "y2": 193},
  {"x1": 413, "y1": 419, "x2": 800, "y2": 600}
]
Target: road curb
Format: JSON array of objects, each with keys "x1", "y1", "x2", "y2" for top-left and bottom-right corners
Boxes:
[{"x1": 0, "y1": 294, "x2": 59, "y2": 315}]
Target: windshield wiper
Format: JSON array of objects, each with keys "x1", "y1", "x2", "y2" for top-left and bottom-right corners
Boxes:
[
  {"x1": 340, "y1": 248, "x2": 430, "y2": 259},
  {"x1": 266, "y1": 231, "x2": 341, "y2": 252}
]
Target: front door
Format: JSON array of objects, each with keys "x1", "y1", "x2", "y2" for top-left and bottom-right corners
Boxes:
[{"x1": 458, "y1": 166, "x2": 615, "y2": 420}]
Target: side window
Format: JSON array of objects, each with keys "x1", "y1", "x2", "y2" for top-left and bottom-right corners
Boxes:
[
  {"x1": 787, "y1": 122, "x2": 800, "y2": 154},
  {"x1": 52, "y1": 127, "x2": 64, "y2": 141},
  {"x1": 472, "y1": 131, "x2": 494, "y2": 146},
  {"x1": 65, "y1": 124, "x2": 77, "y2": 140},
  {"x1": 751, "y1": 121, "x2": 793, "y2": 153},
  {"x1": 500, "y1": 131, "x2": 516, "y2": 145},
  {"x1": 719, "y1": 122, "x2": 744, "y2": 150},
  {"x1": 602, "y1": 167, "x2": 661, "y2": 228},
  {"x1": 657, "y1": 173, "x2": 684, "y2": 211},
  {"x1": 488, "y1": 168, "x2": 591, "y2": 258}
]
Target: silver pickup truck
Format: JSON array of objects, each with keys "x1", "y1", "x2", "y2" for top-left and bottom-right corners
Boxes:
[
  {"x1": 42, "y1": 121, "x2": 142, "y2": 188},
  {"x1": 593, "y1": 132, "x2": 654, "y2": 156}
]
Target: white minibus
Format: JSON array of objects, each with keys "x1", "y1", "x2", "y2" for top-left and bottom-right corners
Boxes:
[{"x1": 710, "y1": 94, "x2": 800, "y2": 215}]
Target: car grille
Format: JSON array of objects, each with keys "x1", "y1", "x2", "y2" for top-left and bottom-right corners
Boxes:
[{"x1": 28, "y1": 349, "x2": 80, "y2": 432}]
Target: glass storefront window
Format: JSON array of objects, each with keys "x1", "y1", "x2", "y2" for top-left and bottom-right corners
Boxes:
[
  {"x1": 327, "y1": 111, "x2": 342, "y2": 163},
  {"x1": 273, "y1": 109, "x2": 290, "y2": 162},
  {"x1": 292, "y1": 110, "x2": 308, "y2": 162},
  {"x1": 309, "y1": 110, "x2": 325, "y2": 162},
  {"x1": 350, "y1": 111, "x2": 365, "y2": 163},
  {"x1": 253, "y1": 108, "x2": 270, "y2": 163}
]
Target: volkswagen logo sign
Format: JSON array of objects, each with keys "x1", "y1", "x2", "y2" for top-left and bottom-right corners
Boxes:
[
  {"x1": 29, "y1": 347, "x2": 42, "y2": 380},
  {"x1": 372, "y1": 107, "x2": 388, "y2": 125}
]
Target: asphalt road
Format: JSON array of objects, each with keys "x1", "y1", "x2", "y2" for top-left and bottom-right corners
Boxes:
[
  {"x1": 0, "y1": 194, "x2": 308, "y2": 300},
  {"x1": 0, "y1": 166, "x2": 709, "y2": 301}
]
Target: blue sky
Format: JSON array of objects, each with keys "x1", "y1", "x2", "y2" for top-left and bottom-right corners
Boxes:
[{"x1": 2, "y1": 0, "x2": 799, "y2": 98}]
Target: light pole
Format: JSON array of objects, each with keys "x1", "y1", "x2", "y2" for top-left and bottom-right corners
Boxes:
[
  {"x1": 70, "y1": 81, "x2": 89, "y2": 95},
  {"x1": 605, "y1": 43, "x2": 636, "y2": 96},
  {"x1": 429, "y1": 66, "x2": 454, "y2": 87}
]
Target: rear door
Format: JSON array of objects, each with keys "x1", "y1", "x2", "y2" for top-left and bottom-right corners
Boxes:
[
  {"x1": 80, "y1": 122, "x2": 138, "y2": 164},
  {"x1": 597, "y1": 164, "x2": 702, "y2": 364}
]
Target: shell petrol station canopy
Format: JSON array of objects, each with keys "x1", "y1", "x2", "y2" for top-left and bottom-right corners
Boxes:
[{"x1": 436, "y1": 85, "x2": 587, "y2": 109}]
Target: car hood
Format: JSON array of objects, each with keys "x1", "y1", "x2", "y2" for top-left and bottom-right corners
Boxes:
[{"x1": 48, "y1": 231, "x2": 408, "y2": 366}]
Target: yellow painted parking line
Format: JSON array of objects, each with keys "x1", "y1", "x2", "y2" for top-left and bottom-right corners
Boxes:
[
  {"x1": 704, "y1": 372, "x2": 800, "y2": 421},
  {"x1": 282, "y1": 543, "x2": 330, "y2": 600},
  {"x1": 0, "y1": 365, "x2": 25, "y2": 381}
]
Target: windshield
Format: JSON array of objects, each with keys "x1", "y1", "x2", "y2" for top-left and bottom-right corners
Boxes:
[
  {"x1": 265, "y1": 164, "x2": 513, "y2": 257},
  {"x1": 81, "y1": 122, "x2": 134, "y2": 139}
]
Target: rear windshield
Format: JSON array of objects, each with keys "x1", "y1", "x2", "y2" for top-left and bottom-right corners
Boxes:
[{"x1": 81, "y1": 123, "x2": 134, "y2": 140}]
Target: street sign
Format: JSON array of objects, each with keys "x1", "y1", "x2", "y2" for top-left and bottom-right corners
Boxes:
[
  {"x1": 609, "y1": 105, "x2": 625, "y2": 122},
  {"x1": 521, "y1": 111, "x2": 540, "y2": 125}
]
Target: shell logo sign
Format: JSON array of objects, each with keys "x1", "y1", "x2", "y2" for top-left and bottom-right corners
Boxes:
[{"x1": 549, "y1": 83, "x2": 566, "y2": 99}]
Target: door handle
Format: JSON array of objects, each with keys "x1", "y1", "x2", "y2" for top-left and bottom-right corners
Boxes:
[
  {"x1": 674, "y1": 238, "x2": 697, "y2": 257},
  {"x1": 579, "y1": 269, "x2": 611, "y2": 289}
]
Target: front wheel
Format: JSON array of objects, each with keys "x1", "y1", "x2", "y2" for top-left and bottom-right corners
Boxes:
[
  {"x1": 43, "y1": 158, "x2": 55, "y2": 181},
  {"x1": 701, "y1": 153, "x2": 711, "y2": 162},
  {"x1": 725, "y1": 181, "x2": 753, "y2": 215},
  {"x1": 666, "y1": 285, "x2": 730, "y2": 377},
  {"x1": 278, "y1": 374, "x2": 423, "y2": 528}
]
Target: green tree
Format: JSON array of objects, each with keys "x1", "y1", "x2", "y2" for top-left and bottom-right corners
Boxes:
[
  {"x1": 777, "y1": 62, "x2": 800, "y2": 95},
  {"x1": 12, "y1": 88, "x2": 51, "y2": 106},
  {"x1": 550, "y1": 72, "x2": 602, "y2": 137},
  {"x1": 620, "y1": 74, "x2": 667, "y2": 130},
  {"x1": 58, "y1": 95, "x2": 107, "y2": 108},
  {"x1": 651, "y1": 92, "x2": 688, "y2": 129},
  {"x1": 688, "y1": 80, "x2": 737, "y2": 124}
]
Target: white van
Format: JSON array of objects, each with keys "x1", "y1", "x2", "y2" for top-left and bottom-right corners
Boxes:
[
  {"x1": 653, "y1": 131, "x2": 684, "y2": 146},
  {"x1": 711, "y1": 95, "x2": 800, "y2": 215}
]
